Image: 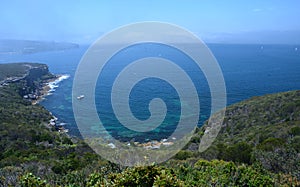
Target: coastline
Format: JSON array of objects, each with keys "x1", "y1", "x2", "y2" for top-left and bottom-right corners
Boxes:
[
  {"x1": 32, "y1": 73, "x2": 71, "y2": 134},
  {"x1": 32, "y1": 74, "x2": 70, "y2": 105},
  {"x1": 47, "y1": 114, "x2": 69, "y2": 133}
]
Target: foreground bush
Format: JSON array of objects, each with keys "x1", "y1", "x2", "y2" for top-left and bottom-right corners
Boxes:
[
  {"x1": 18, "y1": 160, "x2": 300, "y2": 186},
  {"x1": 108, "y1": 165, "x2": 184, "y2": 187},
  {"x1": 20, "y1": 173, "x2": 48, "y2": 187},
  {"x1": 174, "y1": 159, "x2": 274, "y2": 186}
]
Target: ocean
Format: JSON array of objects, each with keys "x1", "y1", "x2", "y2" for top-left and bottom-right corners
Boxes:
[{"x1": 1, "y1": 43, "x2": 300, "y2": 142}]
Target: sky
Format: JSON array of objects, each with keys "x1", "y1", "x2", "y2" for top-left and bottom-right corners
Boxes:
[{"x1": 0, "y1": 0, "x2": 300, "y2": 44}]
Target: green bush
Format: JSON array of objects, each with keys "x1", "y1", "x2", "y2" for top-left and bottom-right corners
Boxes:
[
  {"x1": 257, "y1": 138, "x2": 285, "y2": 152},
  {"x1": 108, "y1": 165, "x2": 161, "y2": 187},
  {"x1": 174, "y1": 150, "x2": 194, "y2": 160},
  {"x1": 153, "y1": 169, "x2": 185, "y2": 187},
  {"x1": 291, "y1": 136, "x2": 300, "y2": 152},
  {"x1": 86, "y1": 173, "x2": 106, "y2": 187},
  {"x1": 222, "y1": 142, "x2": 252, "y2": 164},
  {"x1": 178, "y1": 159, "x2": 274, "y2": 186},
  {"x1": 291, "y1": 126, "x2": 300, "y2": 136},
  {"x1": 20, "y1": 173, "x2": 48, "y2": 187}
]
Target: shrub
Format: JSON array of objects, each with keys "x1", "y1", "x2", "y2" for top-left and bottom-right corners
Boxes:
[
  {"x1": 222, "y1": 142, "x2": 252, "y2": 164},
  {"x1": 86, "y1": 173, "x2": 107, "y2": 187},
  {"x1": 109, "y1": 165, "x2": 161, "y2": 187},
  {"x1": 291, "y1": 126, "x2": 300, "y2": 136},
  {"x1": 257, "y1": 138, "x2": 285, "y2": 152},
  {"x1": 20, "y1": 173, "x2": 48, "y2": 187},
  {"x1": 179, "y1": 159, "x2": 274, "y2": 186},
  {"x1": 153, "y1": 169, "x2": 185, "y2": 187},
  {"x1": 174, "y1": 150, "x2": 194, "y2": 160}
]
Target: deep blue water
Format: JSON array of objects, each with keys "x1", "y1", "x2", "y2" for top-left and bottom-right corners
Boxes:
[{"x1": 1, "y1": 43, "x2": 300, "y2": 142}]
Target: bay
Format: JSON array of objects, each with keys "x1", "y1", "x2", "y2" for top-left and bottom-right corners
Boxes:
[{"x1": 1, "y1": 43, "x2": 299, "y2": 142}]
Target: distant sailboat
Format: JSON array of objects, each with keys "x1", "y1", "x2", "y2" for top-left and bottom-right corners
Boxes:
[{"x1": 295, "y1": 47, "x2": 298, "y2": 51}]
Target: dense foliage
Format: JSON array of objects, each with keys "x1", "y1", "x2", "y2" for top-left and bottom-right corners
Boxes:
[
  {"x1": 190, "y1": 90, "x2": 300, "y2": 180},
  {"x1": 0, "y1": 63, "x2": 106, "y2": 186},
  {"x1": 16, "y1": 160, "x2": 300, "y2": 186},
  {"x1": 0, "y1": 63, "x2": 50, "y2": 81}
]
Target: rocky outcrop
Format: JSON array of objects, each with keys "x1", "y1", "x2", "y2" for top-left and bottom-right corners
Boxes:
[{"x1": 0, "y1": 63, "x2": 56, "y2": 100}]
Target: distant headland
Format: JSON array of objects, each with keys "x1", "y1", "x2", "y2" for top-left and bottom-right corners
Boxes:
[{"x1": 0, "y1": 39, "x2": 79, "y2": 54}]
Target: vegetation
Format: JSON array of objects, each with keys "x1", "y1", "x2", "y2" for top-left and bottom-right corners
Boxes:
[
  {"x1": 0, "y1": 63, "x2": 29, "y2": 81},
  {"x1": 191, "y1": 90, "x2": 300, "y2": 181},
  {"x1": 14, "y1": 160, "x2": 299, "y2": 186},
  {"x1": 0, "y1": 63, "x2": 106, "y2": 186},
  {"x1": 0, "y1": 63, "x2": 299, "y2": 186}
]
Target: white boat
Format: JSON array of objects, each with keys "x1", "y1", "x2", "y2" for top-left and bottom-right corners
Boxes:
[{"x1": 77, "y1": 95, "x2": 85, "y2": 100}]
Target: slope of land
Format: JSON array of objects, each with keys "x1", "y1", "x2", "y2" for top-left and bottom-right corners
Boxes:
[
  {"x1": 0, "y1": 63, "x2": 105, "y2": 186},
  {"x1": 184, "y1": 90, "x2": 300, "y2": 180},
  {"x1": 0, "y1": 63, "x2": 57, "y2": 102},
  {"x1": 0, "y1": 63, "x2": 50, "y2": 82}
]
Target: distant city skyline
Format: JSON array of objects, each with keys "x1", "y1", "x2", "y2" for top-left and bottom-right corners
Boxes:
[{"x1": 1, "y1": 0, "x2": 300, "y2": 44}]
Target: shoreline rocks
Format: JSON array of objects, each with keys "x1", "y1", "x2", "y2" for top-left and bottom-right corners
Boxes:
[{"x1": 48, "y1": 116, "x2": 69, "y2": 133}]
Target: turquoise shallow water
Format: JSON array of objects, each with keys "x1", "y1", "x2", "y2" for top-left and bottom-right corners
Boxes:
[{"x1": 1, "y1": 43, "x2": 300, "y2": 142}]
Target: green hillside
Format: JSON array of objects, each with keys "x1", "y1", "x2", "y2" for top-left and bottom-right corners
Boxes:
[
  {"x1": 0, "y1": 63, "x2": 106, "y2": 186},
  {"x1": 0, "y1": 63, "x2": 48, "y2": 82},
  {"x1": 185, "y1": 90, "x2": 300, "y2": 180}
]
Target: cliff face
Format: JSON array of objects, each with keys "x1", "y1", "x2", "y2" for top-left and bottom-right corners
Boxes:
[
  {"x1": 0, "y1": 63, "x2": 56, "y2": 99},
  {"x1": 25, "y1": 65, "x2": 50, "y2": 85}
]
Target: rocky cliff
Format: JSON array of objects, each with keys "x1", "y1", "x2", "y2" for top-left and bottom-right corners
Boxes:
[{"x1": 0, "y1": 63, "x2": 56, "y2": 100}]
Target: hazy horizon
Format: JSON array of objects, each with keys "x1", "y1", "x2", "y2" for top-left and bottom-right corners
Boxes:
[{"x1": 1, "y1": 1, "x2": 300, "y2": 45}]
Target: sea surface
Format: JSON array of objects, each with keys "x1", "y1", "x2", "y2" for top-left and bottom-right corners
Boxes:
[{"x1": 1, "y1": 43, "x2": 300, "y2": 142}]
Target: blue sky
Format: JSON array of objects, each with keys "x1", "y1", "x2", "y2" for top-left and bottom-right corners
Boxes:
[{"x1": 1, "y1": 0, "x2": 300, "y2": 44}]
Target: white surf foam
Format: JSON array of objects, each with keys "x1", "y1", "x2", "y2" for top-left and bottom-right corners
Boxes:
[{"x1": 47, "y1": 74, "x2": 70, "y2": 95}]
